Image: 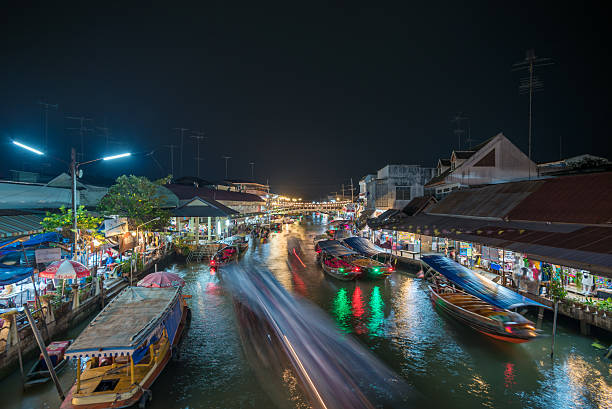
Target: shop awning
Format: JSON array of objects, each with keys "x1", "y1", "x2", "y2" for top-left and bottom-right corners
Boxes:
[
  {"x1": 0, "y1": 214, "x2": 47, "y2": 239},
  {"x1": 422, "y1": 255, "x2": 549, "y2": 309},
  {"x1": 377, "y1": 213, "x2": 612, "y2": 278}
]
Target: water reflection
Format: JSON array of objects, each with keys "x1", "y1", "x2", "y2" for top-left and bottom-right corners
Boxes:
[{"x1": 368, "y1": 286, "x2": 385, "y2": 337}]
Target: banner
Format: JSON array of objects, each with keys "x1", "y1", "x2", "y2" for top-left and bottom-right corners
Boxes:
[
  {"x1": 35, "y1": 248, "x2": 61, "y2": 264},
  {"x1": 104, "y1": 218, "x2": 128, "y2": 237}
]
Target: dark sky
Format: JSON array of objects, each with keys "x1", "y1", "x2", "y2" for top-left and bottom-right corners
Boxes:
[{"x1": 1, "y1": 2, "x2": 610, "y2": 199}]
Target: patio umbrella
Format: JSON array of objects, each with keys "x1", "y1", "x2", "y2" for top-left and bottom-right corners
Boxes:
[
  {"x1": 137, "y1": 271, "x2": 185, "y2": 288},
  {"x1": 39, "y1": 260, "x2": 90, "y2": 280}
]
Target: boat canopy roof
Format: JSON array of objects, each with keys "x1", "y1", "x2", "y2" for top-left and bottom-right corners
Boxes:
[
  {"x1": 317, "y1": 240, "x2": 358, "y2": 257},
  {"x1": 342, "y1": 237, "x2": 387, "y2": 258},
  {"x1": 66, "y1": 286, "x2": 180, "y2": 358},
  {"x1": 422, "y1": 255, "x2": 549, "y2": 310}
]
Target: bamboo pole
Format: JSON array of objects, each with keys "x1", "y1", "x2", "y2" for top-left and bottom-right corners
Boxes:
[
  {"x1": 11, "y1": 314, "x2": 25, "y2": 381},
  {"x1": 23, "y1": 304, "x2": 65, "y2": 400},
  {"x1": 76, "y1": 357, "x2": 81, "y2": 392},
  {"x1": 550, "y1": 300, "x2": 559, "y2": 359},
  {"x1": 130, "y1": 355, "x2": 135, "y2": 385}
]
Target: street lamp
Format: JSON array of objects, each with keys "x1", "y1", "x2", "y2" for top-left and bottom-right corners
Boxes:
[{"x1": 12, "y1": 141, "x2": 130, "y2": 255}]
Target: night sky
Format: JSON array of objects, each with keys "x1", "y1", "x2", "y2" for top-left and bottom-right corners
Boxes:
[{"x1": 1, "y1": 3, "x2": 610, "y2": 199}]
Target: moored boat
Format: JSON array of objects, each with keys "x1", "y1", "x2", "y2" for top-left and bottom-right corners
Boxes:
[
  {"x1": 60, "y1": 286, "x2": 190, "y2": 409},
  {"x1": 24, "y1": 340, "x2": 72, "y2": 388},
  {"x1": 429, "y1": 284, "x2": 538, "y2": 343},
  {"x1": 341, "y1": 237, "x2": 394, "y2": 278},
  {"x1": 210, "y1": 245, "x2": 239, "y2": 267},
  {"x1": 422, "y1": 254, "x2": 547, "y2": 344},
  {"x1": 315, "y1": 240, "x2": 362, "y2": 280}
]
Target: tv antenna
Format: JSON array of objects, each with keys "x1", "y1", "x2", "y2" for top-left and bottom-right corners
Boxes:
[
  {"x1": 222, "y1": 156, "x2": 232, "y2": 179},
  {"x1": 173, "y1": 127, "x2": 189, "y2": 176},
  {"x1": 163, "y1": 144, "x2": 178, "y2": 176},
  {"x1": 191, "y1": 131, "x2": 207, "y2": 177},
  {"x1": 451, "y1": 113, "x2": 469, "y2": 150},
  {"x1": 513, "y1": 49, "x2": 554, "y2": 166},
  {"x1": 37, "y1": 101, "x2": 58, "y2": 153},
  {"x1": 249, "y1": 161, "x2": 255, "y2": 179},
  {"x1": 65, "y1": 115, "x2": 93, "y2": 162}
]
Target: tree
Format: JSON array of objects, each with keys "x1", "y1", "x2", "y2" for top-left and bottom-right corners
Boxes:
[
  {"x1": 98, "y1": 175, "x2": 171, "y2": 231},
  {"x1": 41, "y1": 205, "x2": 103, "y2": 233}
]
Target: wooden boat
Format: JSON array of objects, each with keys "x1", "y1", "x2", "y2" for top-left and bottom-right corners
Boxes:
[
  {"x1": 210, "y1": 245, "x2": 239, "y2": 267},
  {"x1": 24, "y1": 340, "x2": 72, "y2": 388},
  {"x1": 221, "y1": 235, "x2": 249, "y2": 254},
  {"x1": 422, "y1": 255, "x2": 547, "y2": 344},
  {"x1": 316, "y1": 240, "x2": 362, "y2": 281},
  {"x1": 350, "y1": 257, "x2": 393, "y2": 279},
  {"x1": 60, "y1": 286, "x2": 190, "y2": 409},
  {"x1": 429, "y1": 284, "x2": 537, "y2": 343}
]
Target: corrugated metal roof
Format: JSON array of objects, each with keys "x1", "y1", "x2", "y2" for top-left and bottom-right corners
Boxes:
[
  {"x1": 428, "y1": 181, "x2": 544, "y2": 219},
  {"x1": 0, "y1": 214, "x2": 45, "y2": 238},
  {"x1": 506, "y1": 172, "x2": 612, "y2": 225},
  {"x1": 379, "y1": 214, "x2": 612, "y2": 276},
  {"x1": 401, "y1": 195, "x2": 437, "y2": 216}
]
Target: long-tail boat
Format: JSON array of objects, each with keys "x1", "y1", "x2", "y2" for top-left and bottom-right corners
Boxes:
[
  {"x1": 422, "y1": 255, "x2": 547, "y2": 344},
  {"x1": 341, "y1": 237, "x2": 394, "y2": 278},
  {"x1": 24, "y1": 340, "x2": 72, "y2": 388},
  {"x1": 315, "y1": 240, "x2": 362, "y2": 280},
  {"x1": 60, "y1": 286, "x2": 190, "y2": 409}
]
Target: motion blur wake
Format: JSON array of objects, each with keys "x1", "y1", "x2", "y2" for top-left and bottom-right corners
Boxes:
[{"x1": 222, "y1": 265, "x2": 424, "y2": 409}]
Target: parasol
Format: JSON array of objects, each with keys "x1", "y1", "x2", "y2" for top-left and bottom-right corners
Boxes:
[
  {"x1": 39, "y1": 260, "x2": 90, "y2": 280},
  {"x1": 137, "y1": 271, "x2": 185, "y2": 288}
]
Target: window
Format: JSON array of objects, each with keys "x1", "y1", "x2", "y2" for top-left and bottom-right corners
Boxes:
[{"x1": 396, "y1": 186, "x2": 411, "y2": 201}]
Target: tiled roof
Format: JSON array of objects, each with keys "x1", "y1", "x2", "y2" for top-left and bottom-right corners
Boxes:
[
  {"x1": 172, "y1": 197, "x2": 238, "y2": 217},
  {"x1": 424, "y1": 168, "x2": 451, "y2": 187},
  {"x1": 453, "y1": 150, "x2": 475, "y2": 160}
]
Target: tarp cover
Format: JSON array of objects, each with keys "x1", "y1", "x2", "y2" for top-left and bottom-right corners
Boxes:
[
  {"x1": 66, "y1": 286, "x2": 180, "y2": 358},
  {"x1": 0, "y1": 232, "x2": 62, "y2": 251},
  {"x1": 0, "y1": 266, "x2": 33, "y2": 285},
  {"x1": 421, "y1": 255, "x2": 549, "y2": 310},
  {"x1": 317, "y1": 240, "x2": 358, "y2": 257},
  {"x1": 342, "y1": 237, "x2": 387, "y2": 258}
]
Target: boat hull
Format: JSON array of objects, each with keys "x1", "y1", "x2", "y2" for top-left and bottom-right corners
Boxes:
[
  {"x1": 429, "y1": 286, "x2": 536, "y2": 343},
  {"x1": 24, "y1": 358, "x2": 69, "y2": 387},
  {"x1": 320, "y1": 261, "x2": 359, "y2": 281},
  {"x1": 61, "y1": 304, "x2": 190, "y2": 409}
]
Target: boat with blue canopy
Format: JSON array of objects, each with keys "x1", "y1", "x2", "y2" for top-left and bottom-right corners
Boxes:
[
  {"x1": 60, "y1": 286, "x2": 190, "y2": 409},
  {"x1": 422, "y1": 254, "x2": 547, "y2": 343},
  {"x1": 314, "y1": 240, "x2": 362, "y2": 280},
  {"x1": 341, "y1": 237, "x2": 395, "y2": 278}
]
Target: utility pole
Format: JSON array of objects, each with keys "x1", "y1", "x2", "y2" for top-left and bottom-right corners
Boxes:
[
  {"x1": 70, "y1": 148, "x2": 78, "y2": 248},
  {"x1": 37, "y1": 101, "x2": 58, "y2": 153},
  {"x1": 513, "y1": 49, "x2": 554, "y2": 175},
  {"x1": 163, "y1": 144, "x2": 178, "y2": 176},
  {"x1": 249, "y1": 161, "x2": 255, "y2": 180},
  {"x1": 350, "y1": 178, "x2": 354, "y2": 203},
  {"x1": 66, "y1": 116, "x2": 93, "y2": 162},
  {"x1": 341, "y1": 184, "x2": 345, "y2": 201},
  {"x1": 191, "y1": 131, "x2": 206, "y2": 178},
  {"x1": 222, "y1": 156, "x2": 231, "y2": 179},
  {"x1": 173, "y1": 128, "x2": 189, "y2": 176}
]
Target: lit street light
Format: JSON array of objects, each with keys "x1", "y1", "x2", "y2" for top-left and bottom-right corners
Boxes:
[
  {"x1": 12, "y1": 141, "x2": 130, "y2": 256},
  {"x1": 12, "y1": 140, "x2": 44, "y2": 155}
]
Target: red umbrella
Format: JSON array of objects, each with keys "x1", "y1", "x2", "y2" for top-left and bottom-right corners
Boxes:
[
  {"x1": 137, "y1": 271, "x2": 185, "y2": 288},
  {"x1": 39, "y1": 260, "x2": 90, "y2": 280}
]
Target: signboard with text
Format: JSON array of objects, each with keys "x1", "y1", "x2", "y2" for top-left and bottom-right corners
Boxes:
[{"x1": 35, "y1": 248, "x2": 61, "y2": 264}]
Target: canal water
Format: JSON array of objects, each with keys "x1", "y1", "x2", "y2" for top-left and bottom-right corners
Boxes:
[{"x1": 3, "y1": 217, "x2": 611, "y2": 408}]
